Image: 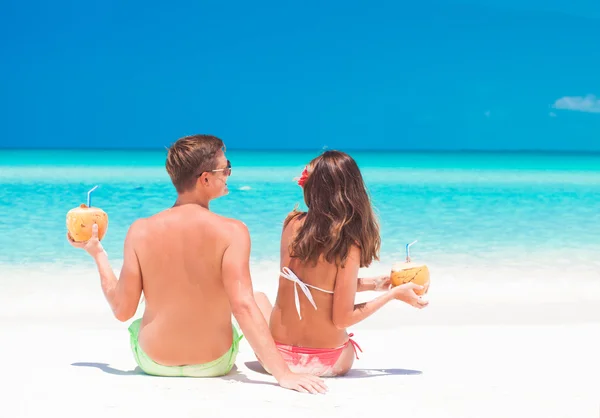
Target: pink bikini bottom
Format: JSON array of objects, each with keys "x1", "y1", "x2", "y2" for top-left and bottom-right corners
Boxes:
[{"x1": 274, "y1": 333, "x2": 362, "y2": 376}]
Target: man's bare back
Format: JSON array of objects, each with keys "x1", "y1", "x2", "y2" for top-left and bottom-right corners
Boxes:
[{"x1": 132, "y1": 204, "x2": 239, "y2": 366}]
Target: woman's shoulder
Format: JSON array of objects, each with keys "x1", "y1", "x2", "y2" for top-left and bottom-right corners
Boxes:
[{"x1": 283, "y1": 209, "x2": 306, "y2": 229}]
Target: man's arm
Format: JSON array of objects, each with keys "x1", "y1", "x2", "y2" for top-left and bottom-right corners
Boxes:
[
  {"x1": 220, "y1": 220, "x2": 327, "y2": 394},
  {"x1": 83, "y1": 222, "x2": 143, "y2": 322},
  {"x1": 220, "y1": 221, "x2": 292, "y2": 380}
]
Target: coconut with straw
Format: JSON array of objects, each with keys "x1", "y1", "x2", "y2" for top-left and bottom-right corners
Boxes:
[
  {"x1": 66, "y1": 185, "x2": 109, "y2": 242},
  {"x1": 390, "y1": 240, "x2": 430, "y2": 296}
]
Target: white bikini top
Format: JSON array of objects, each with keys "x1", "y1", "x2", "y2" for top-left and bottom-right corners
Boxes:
[{"x1": 280, "y1": 267, "x2": 334, "y2": 320}]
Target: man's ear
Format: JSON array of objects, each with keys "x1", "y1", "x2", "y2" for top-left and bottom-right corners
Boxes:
[{"x1": 196, "y1": 173, "x2": 209, "y2": 187}]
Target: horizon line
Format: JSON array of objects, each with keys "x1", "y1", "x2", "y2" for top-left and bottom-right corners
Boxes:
[{"x1": 1, "y1": 147, "x2": 600, "y2": 155}]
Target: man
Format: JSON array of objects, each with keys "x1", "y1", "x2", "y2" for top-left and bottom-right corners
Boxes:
[{"x1": 68, "y1": 134, "x2": 327, "y2": 394}]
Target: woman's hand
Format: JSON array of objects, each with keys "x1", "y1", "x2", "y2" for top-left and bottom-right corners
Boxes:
[
  {"x1": 372, "y1": 275, "x2": 391, "y2": 291},
  {"x1": 357, "y1": 275, "x2": 391, "y2": 292},
  {"x1": 390, "y1": 282, "x2": 429, "y2": 309}
]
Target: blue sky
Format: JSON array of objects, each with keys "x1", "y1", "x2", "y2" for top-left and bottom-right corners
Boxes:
[{"x1": 1, "y1": 0, "x2": 599, "y2": 150}]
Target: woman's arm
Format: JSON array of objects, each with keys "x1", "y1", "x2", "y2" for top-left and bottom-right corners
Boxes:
[
  {"x1": 332, "y1": 247, "x2": 428, "y2": 329},
  {"x1": 331, "y1": 247, "x2": 393, "y2": 328},
  {"x1": 357, "y1": 274, "x2": 390, "y2": 292}
]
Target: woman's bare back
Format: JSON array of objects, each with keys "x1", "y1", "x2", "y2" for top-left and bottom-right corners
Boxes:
[{"x1": 269, "y1": 216, "x2": 350, "y2": 348}]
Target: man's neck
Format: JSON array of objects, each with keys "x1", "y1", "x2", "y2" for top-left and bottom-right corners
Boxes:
[{"x1": 173, "y1": 193, "x2": 210, "y2": 210}]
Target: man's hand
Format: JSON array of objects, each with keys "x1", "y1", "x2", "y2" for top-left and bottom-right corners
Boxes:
[
  {"x1": 277, "y1": 371, "x2": 328, "y2": 394},
  {"x1": 67, "y1": 223, "x2": 105, "y2": 258}
]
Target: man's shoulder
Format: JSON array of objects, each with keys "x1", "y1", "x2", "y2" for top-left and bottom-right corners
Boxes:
[
  {"x1": 127, "y1": 207, "x2": 249, "y2": 237},
  {"x1": 169, "y1": 206, "x2": 249, "y2": 236},
  {"x1": 125, "y1": 210, "x2": 169, "y2": 235},
  {"x1": 189, "y1": 209, "x2": 248, "y2": 233},
  {"x1": 124, "y1": 217, "x2": 148, "y2": 240},
  {"x1": 221, "y1": 217, "x2": 249, "y2": 237}
]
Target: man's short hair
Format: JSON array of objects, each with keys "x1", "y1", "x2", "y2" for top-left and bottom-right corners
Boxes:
[{"x1": 166, "y1": 134, "x2": 225, "y2": 193}]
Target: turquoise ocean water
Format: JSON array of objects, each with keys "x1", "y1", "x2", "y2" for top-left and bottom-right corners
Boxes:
[{"x1": 1, "y1": 149, "x2": 600, "y2": 281}]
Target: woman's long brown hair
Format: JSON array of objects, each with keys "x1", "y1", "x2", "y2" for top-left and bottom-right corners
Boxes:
[{"x1": 285, "y1": 150, "x2": 380, "y2": 268}]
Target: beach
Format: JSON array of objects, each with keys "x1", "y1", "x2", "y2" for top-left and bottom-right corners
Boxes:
[
  {"x1": 2, "y1": 261, "x2": 599, "y2": 418},
  {"x1": 1, "y1": 150, "x2": 600, "y2": 417},
  {"x1": 3, "y1": 0, "x2": 600, "y2": 413}
]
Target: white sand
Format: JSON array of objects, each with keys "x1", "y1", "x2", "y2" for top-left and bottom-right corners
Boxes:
[{"x1": 2, "y1": 263, "x2": 600, "y2": 418}]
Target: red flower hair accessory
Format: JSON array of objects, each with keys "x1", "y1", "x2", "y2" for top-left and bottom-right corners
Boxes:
[{"x1": 297, "y1": 166, "x2": 309, "y2": 187}]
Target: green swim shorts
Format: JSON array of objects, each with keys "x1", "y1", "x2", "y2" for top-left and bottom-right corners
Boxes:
[{"x1": 128, "y1": 318, "x2": 243, "y2": 377}]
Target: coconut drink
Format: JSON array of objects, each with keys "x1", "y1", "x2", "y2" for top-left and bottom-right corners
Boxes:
[
  {"x1": 390, "y1": 240, "x2": 430, "y2": 296},
  {"x1": 66, "y1": 185, "x2": 108, "y2": 242}
]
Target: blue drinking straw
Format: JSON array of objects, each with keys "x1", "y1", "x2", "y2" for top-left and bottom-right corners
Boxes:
[
  {"x1": 406, "y1": 240, "x2": 418, "y2": 261},
  {"x1": 87, "y1": 185, "x2": 99, "y2": 207}
]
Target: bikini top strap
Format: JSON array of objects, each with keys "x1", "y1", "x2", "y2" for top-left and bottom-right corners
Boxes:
[{"x1": 281, "y1": 267, "x2": 331, "y2": 320}]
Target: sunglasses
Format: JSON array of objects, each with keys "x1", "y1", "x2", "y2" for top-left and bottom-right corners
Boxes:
[{"x1": 198, "y1": 160, "x2": 232, "y2": 177}]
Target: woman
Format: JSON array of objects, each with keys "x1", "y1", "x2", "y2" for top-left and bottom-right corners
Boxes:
[{"x1": 255, "y1": 150, "x2": 428, "y2": 377}]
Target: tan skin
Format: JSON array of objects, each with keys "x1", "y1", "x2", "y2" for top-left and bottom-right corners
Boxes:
[
  {"x1": 68, "y1": 149, "x2": 327, "y2": 394},
  {"x1": 255, "y1": 214, "x2": 428, "y2": 377}
]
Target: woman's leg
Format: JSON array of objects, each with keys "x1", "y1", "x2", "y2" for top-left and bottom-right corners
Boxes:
[{"x1": 329, "y1": 343, "x2": 356, "y2": 377}]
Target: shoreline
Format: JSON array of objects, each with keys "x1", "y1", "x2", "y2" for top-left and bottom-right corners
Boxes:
[{"x1": 2, "y1": 262, "x2": 599, "y2": 327}]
